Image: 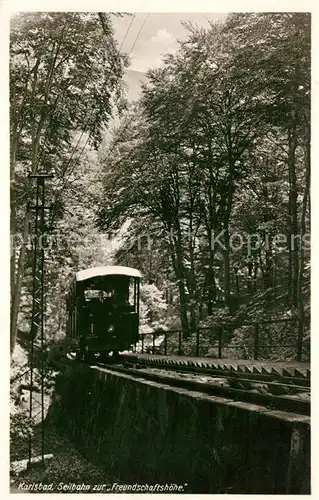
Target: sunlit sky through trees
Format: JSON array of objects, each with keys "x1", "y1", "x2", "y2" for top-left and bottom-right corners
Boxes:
[{"x1": 113, "y1": 13, "x2": 227, "y2": 100}]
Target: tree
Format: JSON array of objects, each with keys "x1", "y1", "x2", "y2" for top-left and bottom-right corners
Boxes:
[
  {"x1": 10, "y1": 12, "x2": 127, "y2": 352},
  {"x1": 97, "y1": 13, "x2": 310, "y2": 346},
  {"x1": 141, "y1": 22, "x2": 264, "y2": 313},
  {"x1": 223, "y1": 13, "x2": 310, "y2": 312}
]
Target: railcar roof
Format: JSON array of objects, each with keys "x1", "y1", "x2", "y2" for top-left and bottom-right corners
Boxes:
[{"x1": 75, "y1": 266, "x2": 142, "y2": 282}]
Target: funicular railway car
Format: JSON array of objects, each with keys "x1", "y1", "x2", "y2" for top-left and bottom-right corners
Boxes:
[{"x1": 66, "y1": 266, "x2": 141, "y2": 361}]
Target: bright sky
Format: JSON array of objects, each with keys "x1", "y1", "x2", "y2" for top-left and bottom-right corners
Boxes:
[
  {"x1": 111, "y1": 12, "x2": 227, "y2": 101},
  {"x1": 113, "y1": 12, "x2": 227, "y2": 73}
]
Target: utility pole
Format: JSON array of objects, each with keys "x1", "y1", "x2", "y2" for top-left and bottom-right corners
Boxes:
[{"x1": 28, "y1": 172, "x2": 53, "y2": 468}]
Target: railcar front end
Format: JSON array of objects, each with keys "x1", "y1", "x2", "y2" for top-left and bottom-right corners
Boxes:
[{"x1": 66, "y1": 266, "x2": 141, "y2": 360}]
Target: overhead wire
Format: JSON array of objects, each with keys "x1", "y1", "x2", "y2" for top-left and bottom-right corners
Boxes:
[
  {"x1": 13, "y1": 16, "x2": 76, "y2": 210},
  {"x1": 119, "y1": 13, "x2": 136, "y2": 51},
  {"x1": 51, "y1": 12, "x2": 150, "y2": 212},
  {"x1": 18, "y1": 12, "x2": 91, "y2": 208},
  {"x1": 50, "y1": 13, "x2": 140, "y2": 207},
  {"x1": 66, "y1": 12, "x2": 137, "y2": 160},
  {"x1": 67, "y1": 12, "x2": 137, "y2": 155},
  {"x1": 47, "y1": 14, "x2": 138, "y2": 223},
  {"x1": 129, "y1": 13, "x2": 149, "y2": 54},
  {"x1": 82, "y1": 14, "x2": 149, "y2": 184},
  {"x1": 71, "y1": 12, "x2": 147, "y2": 166}
]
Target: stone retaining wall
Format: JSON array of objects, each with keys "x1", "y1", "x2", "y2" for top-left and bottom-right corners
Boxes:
[{"x1": 54, "y1": 363, "x2": 310, "y2": 494}]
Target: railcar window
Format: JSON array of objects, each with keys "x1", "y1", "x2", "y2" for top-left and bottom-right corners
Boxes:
[
  {"x1": 82, "y1": 276, "x2": 138, "y2": 308},
  {"x1": 129, "y1": 279, "x2": 136, "y2": 306},
  {"x1": 84, "y1": 290, "x2": 116, "y2": 300},
  {"x1": 84, "y1": 289, "x2": 103, "y2": 300}
]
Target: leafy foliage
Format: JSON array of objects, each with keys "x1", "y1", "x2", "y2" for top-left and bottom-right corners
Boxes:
[
  {"x1": 11, "y1": 12, "x2": 128, "y2": 352},
  {"x1": 98, "y1": 13, "x2": 310, "y2": 348},
  {"x1": 11, "y1": 13, "x2": 310, "y2": 361}
]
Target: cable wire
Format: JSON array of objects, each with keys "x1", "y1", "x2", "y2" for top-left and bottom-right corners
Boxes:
[
  {"x1": 51, "y1": 12, "x2": 149, "y2": 218},
  {"x1": 129, "y1": 13, "x2": 149, "y2": 54},
  {"x1": 49, "y1": 14, "x2": 137, "y2": 218},
  {"x1": 119, "y1": 13, "x2": 136, "y2": 51},
  {"x1": 66, "y1": 13, "x2": 149, "y2": 192}
]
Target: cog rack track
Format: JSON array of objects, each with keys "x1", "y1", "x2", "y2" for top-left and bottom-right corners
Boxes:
[
  {"x1": 120, "y1": 354, "x2": 310, "y2": 386},
  {"x1": 94, "y1": 358, "x2": 310, "y2": 417}
]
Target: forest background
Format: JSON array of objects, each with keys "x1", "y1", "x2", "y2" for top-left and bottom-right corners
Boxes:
[{"x1": 8, "y1": 11, "x2": 311, "y2": 437}]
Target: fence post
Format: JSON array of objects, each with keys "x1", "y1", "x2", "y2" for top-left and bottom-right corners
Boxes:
[
  {"x1": 152, "y1": 333, "x2": 156, "y2": 355},
  {"x1": 218, "y1": 327, "x2": 223, "y2": 358},
  {"x1": 141, "y1": 335, "x2": 144, "y2": 354},
  {"x1": 297, "y1": 318, "x2": 303, "y2": 361},
  {"x1": 164, "y1": 332, "x2": 167, "y2": 355},
  {"x1": 196, "y1": 329, "x2": 200, "y2": 357},
  {"x1": 178, "y1": 330, "x2": 182, "y2": 356},
  {"x1": 254, "y1": 323, "x2": 259, "y2": 360}
]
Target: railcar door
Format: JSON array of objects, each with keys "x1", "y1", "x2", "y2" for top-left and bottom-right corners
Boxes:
[{"x1": 123, "y1": 275, "x2": 140, "y2": 346}]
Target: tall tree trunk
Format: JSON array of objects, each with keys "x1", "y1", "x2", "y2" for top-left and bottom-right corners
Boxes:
[
  {"x1": 10, "y1": 31, "x2": 66, "y2": 355},
  {"x1": 169, "y1": 241, "x2": 189, "y2": 338},
  {"x1": 288, "y1": 124, "x2": 299, "y2": 308},
  {"x1": 223, "y1": 225, "x2": 231, "y2": 309},
  {"x1": 206, "y1": 227, "x2": 216, "y2": 315},
  {"x1": 10, "y1": 156, "x2": 17, "y2": 348},
  {"x1": 297, "y1": 135, "x2": 310, "y2": 322},
  {"x1": 175, "y1": 232, "x2": 191, "y2": 338},
  {"x1": 10, "y1": 43, "x2": 67, "y2": 353},
  {"x1": 187, "y1": 211, "x2": 198, "y2": 334},
  {"x1": 207, "y1": 263, "x2": 216, "y2": 315},
  {"x1": 10, "y1": 212, "x2": 30, "y2": 353},
  {"x1": 223, "y1": 175, "x2": 234, "y2": 311},
  {"x1": 205, "y1": 155, "x2": 217, "y2": 315}
]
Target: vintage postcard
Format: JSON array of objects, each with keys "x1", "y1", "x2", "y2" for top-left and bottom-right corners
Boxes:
[{"x1": 3, "y1": 0, "x2": 316, "y2": 496}]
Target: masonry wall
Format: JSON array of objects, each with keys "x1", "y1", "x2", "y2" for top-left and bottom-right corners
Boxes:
[{"x1": 53, "y1": 363, "x2": 310, "y2": 494}]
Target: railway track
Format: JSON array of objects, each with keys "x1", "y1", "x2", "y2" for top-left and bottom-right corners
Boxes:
[
  {"x1": 120, "y1": 354, "x2": 310, "y2": 386},
  {"x1": 94, "y1": 358, "x2": 310, "y2": 417}
]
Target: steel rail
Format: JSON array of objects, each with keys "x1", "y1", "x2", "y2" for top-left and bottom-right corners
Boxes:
[{"x1": 93, "y1": 362, "x2": 310, "y2": 417}]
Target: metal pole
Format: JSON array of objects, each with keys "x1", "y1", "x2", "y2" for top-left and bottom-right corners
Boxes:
[
  {"x1": 27, "y1": 173, "x2": 52, "y2": 468},
  {"x1": 40, "y1": 177, "x2": 45, "y2": 465},
  {"x1": 28, "y1": 179, "x2": 40, "y2": 465}
]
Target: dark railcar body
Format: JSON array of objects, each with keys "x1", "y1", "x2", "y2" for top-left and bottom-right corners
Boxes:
[{"x1": 66, "y1": 266, "x2": 141, "y2": 359}]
